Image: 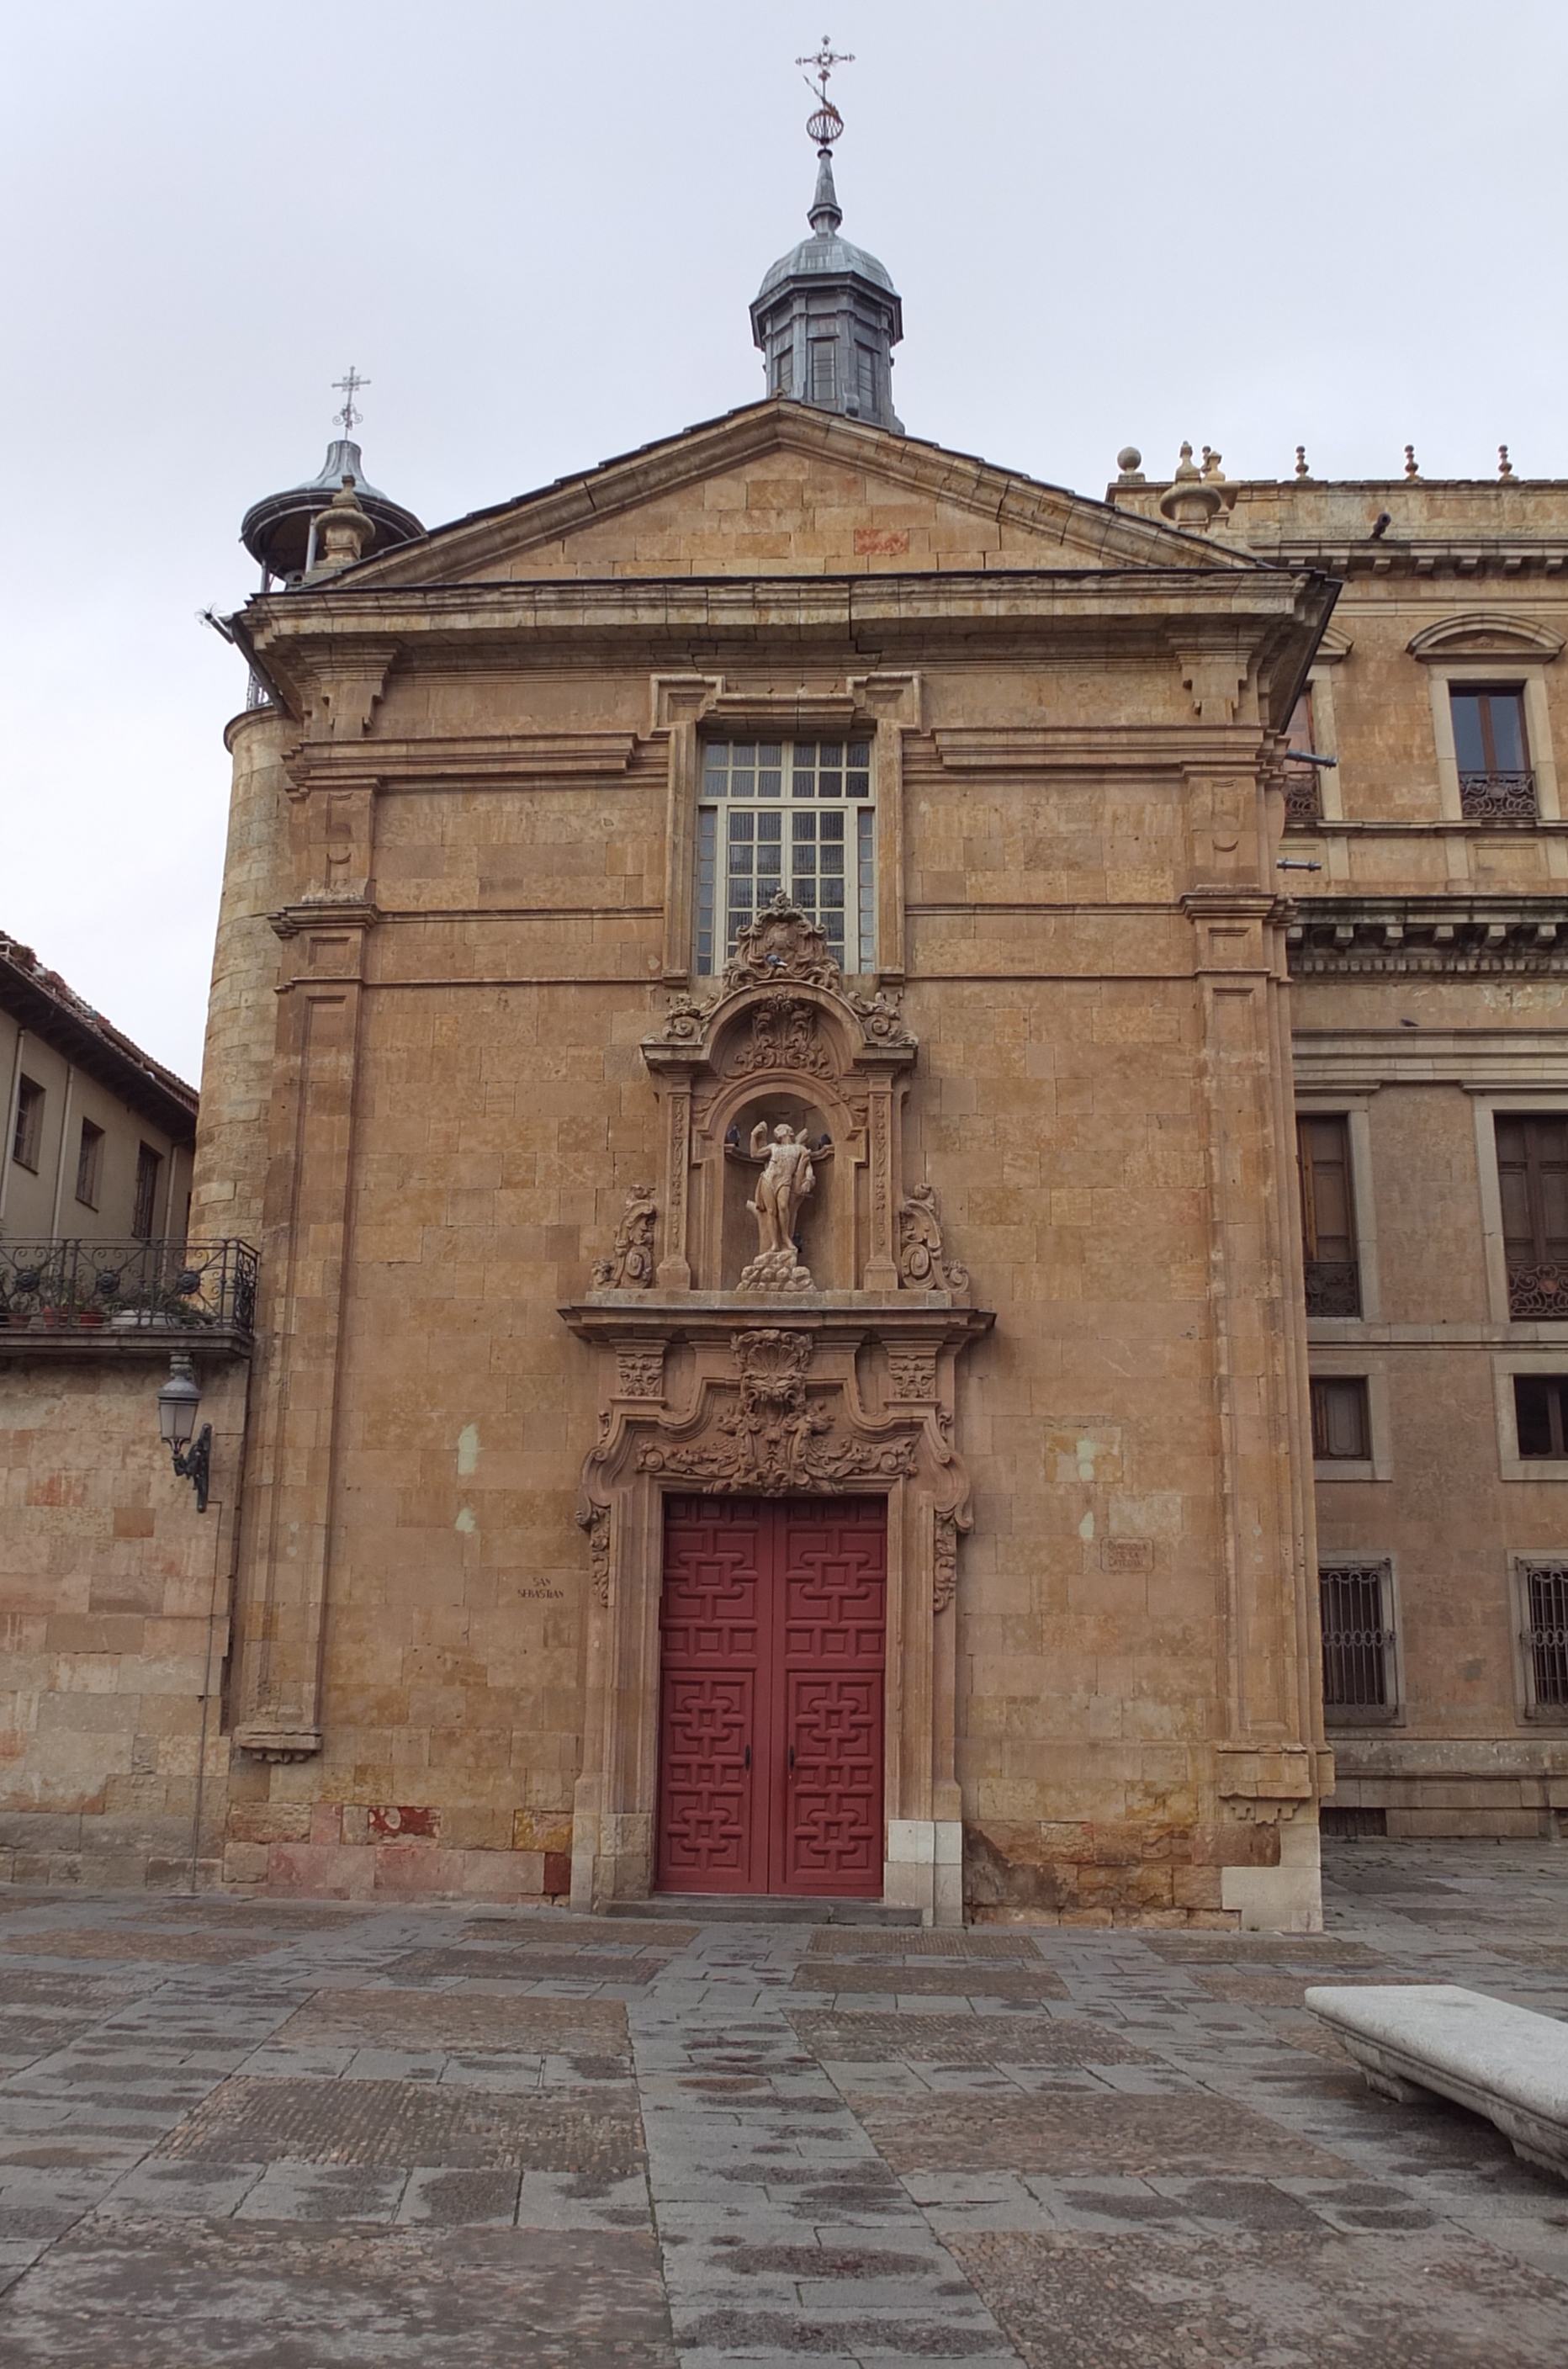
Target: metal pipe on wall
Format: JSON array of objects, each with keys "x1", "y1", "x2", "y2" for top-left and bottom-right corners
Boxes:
[
  {"x1": 0, "y1": 1025, "x2": 26, "y2": 1227},
  {"x1": 48, "y1": 1063, "x2": 74, "y2": 1239}
]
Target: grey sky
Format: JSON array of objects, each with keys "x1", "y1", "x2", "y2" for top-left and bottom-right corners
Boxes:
[{"x1": 4, "y1": 0, "x2": 1565, "y2": 1082}]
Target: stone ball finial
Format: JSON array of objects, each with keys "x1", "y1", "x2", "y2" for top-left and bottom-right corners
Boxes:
[{"x1": 1115, "y1": 444, "x2": 1146, "y2": 487}]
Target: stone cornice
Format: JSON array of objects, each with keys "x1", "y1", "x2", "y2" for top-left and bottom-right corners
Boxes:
[
  {"x1": 1275, "y1": 541, "x2": 1568, "y2": 580},
  {"x1": 281, "y1": 732, "x2": 642, "y2": 792},
  {"x1": 236, "y1": 570, "x2": 1336, "y2": 722}
]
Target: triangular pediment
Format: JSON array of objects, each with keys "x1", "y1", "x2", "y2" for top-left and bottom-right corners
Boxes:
[{"x1": 344, "y1": 400, "x2": 1273, "y2": 590}]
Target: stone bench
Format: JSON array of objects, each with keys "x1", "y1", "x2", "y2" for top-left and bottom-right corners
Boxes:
[{"x1": 1306, "y1": 1983, "x2": 1568, "y2": 2180}]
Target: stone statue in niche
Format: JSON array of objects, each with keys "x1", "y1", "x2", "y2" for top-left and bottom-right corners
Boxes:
[{"x1": 737, "y1": 1121, "x2": 819, "y2": 1295}]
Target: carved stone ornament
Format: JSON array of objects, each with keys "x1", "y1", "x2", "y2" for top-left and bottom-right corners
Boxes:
[
  {"x1": 898, "y1": 1184, "x2": 970, "y2": 1298},
  {"x1": 649, "y1": 989, "x2": 711, "y2": 1047},
  {"x1": 845, "y1": 985, "x2": 916, "y2": 1052},
  {"x1": 887, "y1": 1349, "x2": 940, "y2": 1400},
  {"x1": 726, "y1": 994, "x2": 835, "y2": 1079},
  {"x1": 722, "y1": 891, "x2": 840, "y2": 990},
  {"x1": 591, "y1": 1185, "x2": 657, "y2": 1290},
  {"x1": 614, "y1": 1349, "x2": 665, "y2": 1399},
  {"x1": 637, "y1": 1329, "x2": 918, "y2": 1495},
  {"x1": 575, "y1": 1503, "x2": 612, "y2": 1606},
  {"x1": 933, "y1": 1512, "x2": 960, "y2": 1614}
]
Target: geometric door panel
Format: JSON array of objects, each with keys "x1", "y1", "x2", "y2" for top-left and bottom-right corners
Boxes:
[{"x1": 657, "y1": 1494, "x2": 886, "y2": 1896}]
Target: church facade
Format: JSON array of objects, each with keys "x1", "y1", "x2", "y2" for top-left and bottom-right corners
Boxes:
[{"x1": 7, "y1": 121, "x2": 1568, "y2": 1921}]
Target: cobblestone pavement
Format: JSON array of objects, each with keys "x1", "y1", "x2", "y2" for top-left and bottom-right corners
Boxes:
[{"x1": 2, "y1": 1846, "x2": 1568, "y2": 2363}]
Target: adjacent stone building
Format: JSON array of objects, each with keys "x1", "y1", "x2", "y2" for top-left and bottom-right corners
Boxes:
[
  {"x1": 7, "y1": 114, "x2": 1568, "y2": 1916},
  {"x1": 1108, "y1": 453, "x2": 1568, "y2": 1844}
]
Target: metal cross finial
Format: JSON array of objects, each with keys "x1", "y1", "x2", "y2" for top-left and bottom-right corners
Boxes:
[
  {"x1": 797, "y1": 34, "x2": 854, "y2": 105},
  {"x1": 331, "y1": 367, "x2": 370, "y2": 434}
]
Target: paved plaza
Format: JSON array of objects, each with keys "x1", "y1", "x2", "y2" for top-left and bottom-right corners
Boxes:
[{"x1": 1, "y1": 1847, "x2": 1568, "y2": 2364}]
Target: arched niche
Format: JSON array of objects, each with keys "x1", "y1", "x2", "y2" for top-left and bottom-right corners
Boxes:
[{"x1": 636, "y1": 897, "x2": 925, "y2": 1301}]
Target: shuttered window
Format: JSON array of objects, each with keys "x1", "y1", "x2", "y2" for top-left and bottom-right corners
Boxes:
[
  {"x1": 132, "y1": 1144, "x2": 162, "y2": 1240},
  {"x1": 1311, "y1": 1377, "x2": 1370, "y2": 1460},
  {"x1": 1496, "y1": 1116, "x2": 1568, "y2": 1317},
  {"x1": 1298, "y1": 1116, "x2": 1360, "y2": 1317}
]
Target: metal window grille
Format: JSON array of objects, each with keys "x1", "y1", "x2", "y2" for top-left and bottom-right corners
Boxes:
[
  {"x1": 1523, "y1": 1564, "x2": 1568, "y2": 1709},
  {"x1": 809, "y1": 341, "x2": 836, "y2": 405},
  {"x1": 1320, "y1": 1564, "x2": 1394, "y2": 1711},
  {"x1": 697, "y1": 739, "x2": 875, "y2": 975}
]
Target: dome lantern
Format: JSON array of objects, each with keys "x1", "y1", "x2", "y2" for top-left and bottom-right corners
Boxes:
[{"x1": 750, "y1": 54, "x2": 903, "y2": 433}]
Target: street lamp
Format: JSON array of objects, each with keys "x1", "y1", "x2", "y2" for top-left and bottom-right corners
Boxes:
[{"x1": 156, "y1": 1355, "x2": 211, "y2": 1513}]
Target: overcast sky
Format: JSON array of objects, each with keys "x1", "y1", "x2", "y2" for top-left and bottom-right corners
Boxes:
[{"x1": 5, "y1": 0, "x2": 1567, "y2": 1083}]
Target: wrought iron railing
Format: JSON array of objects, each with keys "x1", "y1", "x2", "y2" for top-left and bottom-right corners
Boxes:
[
  {"x1": 1304, "y1": 1258, "x2": 1361, "y2": 1317},
  {"x1": 1282, "y1": 764, "x2": 1323, "y2": 828},
  {"x1": 0, "y1": 1240, "x2": 257, "y2": 1338},
  {"x1": 1321, "y1": 1566, "x2": 1395, "y2": 1713},
  {"x1": 1507, "y1": 1261, "x2": 1568, "y2": 1319},
  {"x1": 1525, "y1": 1566, "x2": 1568, "y2": 1709},
  {"x1": 1459, "y1": 770, "x2": 1537, "y2": 821}
]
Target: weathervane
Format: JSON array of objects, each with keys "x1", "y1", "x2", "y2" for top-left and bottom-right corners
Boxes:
[
  {"x1": 797, "y1": 32, "x2": 853, "y2": 150},
  {"x1": 331, "y1": 366, "x2": 369, "y2": 435}
]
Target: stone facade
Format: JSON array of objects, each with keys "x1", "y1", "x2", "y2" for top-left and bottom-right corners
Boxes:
[
  {"x1": 1110, "y1": 459, "x2": 1568, "y2": 1839},
  {"x1": 20, "y1": 407, "x2": 1568, "y2": 1917},
  {"x1": 168, "y1": 399, "x2": 1330, "y2": 1928}
]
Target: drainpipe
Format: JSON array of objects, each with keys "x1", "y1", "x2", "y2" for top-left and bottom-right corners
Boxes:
[
  {"x1": 0, "y1": 1026, "x2": 24, "y2": 1229},
  {"x1": 49, "y1": 1063, "x2": 74, "y2": 1238}
]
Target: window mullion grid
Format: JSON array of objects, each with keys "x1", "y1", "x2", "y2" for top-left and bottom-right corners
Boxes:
[{"x1": 697, "y1": 737, "x2": 874, "y2": 975}]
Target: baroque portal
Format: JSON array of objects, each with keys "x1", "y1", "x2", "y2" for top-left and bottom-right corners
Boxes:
[{"x1": 561, "y1": 893, "x2": 992, "y2": 1920}]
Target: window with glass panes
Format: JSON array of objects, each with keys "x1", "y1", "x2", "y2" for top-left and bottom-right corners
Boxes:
[{"x1": 696, "y1": 739, "x2": 876, "y2": 976}]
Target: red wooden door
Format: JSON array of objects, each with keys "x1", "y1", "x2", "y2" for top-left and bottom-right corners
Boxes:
[{"x1": 657, "y1": 1496, "x2": 885, "y2": 1897}]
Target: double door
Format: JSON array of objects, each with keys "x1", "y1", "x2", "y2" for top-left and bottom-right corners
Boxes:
[{"x1": 656, "y1": 1495, "x2": 886, "y2": 1896}]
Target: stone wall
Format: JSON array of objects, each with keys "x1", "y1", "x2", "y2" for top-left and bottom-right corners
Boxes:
[{"x1": 0, "y1": 1356, "x2": 247, "y2": 1885}]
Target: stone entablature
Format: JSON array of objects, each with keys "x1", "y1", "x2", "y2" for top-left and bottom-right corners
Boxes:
[{"x1": 1288, "y1": 897, "x2": 1568, "y2": 975}]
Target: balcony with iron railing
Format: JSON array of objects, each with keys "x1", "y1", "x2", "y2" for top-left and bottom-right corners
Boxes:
[
  {"x1": 1507, "y1": 1262, "x2": 1568, "y2": 1320},
  {"x1": 1460, "y1": 770, "x2": 1537, "y2": 821},
  {"x1": 0, "y1": 1240, "x2": 257, "y2": 1354},
  {"x1": 1304, "y1": 1258, "x2": 1361, "y2": 1317},
  {"x1": 1282, "y1": 763, "x2": 1324, "y2": 828}
]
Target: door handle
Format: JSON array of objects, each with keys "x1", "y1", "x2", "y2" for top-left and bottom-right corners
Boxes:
[
  {"x1": 744, "y1": 1745, "x2": 751, "y2": 1771},
  {"x1": 788, "y1": 1746, "x2": 796, "y2": 1773}
]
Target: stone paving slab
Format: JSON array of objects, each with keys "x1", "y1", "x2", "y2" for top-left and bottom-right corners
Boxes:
[
  {"x1": 947, "y1": 2225, "x2": 1568, "y2": 2368},
  {"x1": 0, "y1": 1846, "x2": 1565, "y2": 2361},
  {"x1": 792, "y1": 1961, "x2": 1071, "y2": 2000},
  {"x1": 156, "y1": 2073, "x2": 644, "y2": 2177},
  {"x1": 0, "y1": 2217, "x2": 676, "y2": 2365},
  {"x1": 789, "y1": 2010, "x2": 1163, "y2": 2067},
  {"x1": 269, "y1": 1987, "x2": 630, "y2": 2053},
  {"x1": 0, "y1": 1929, "x2": 271, "y2": 1964}
]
